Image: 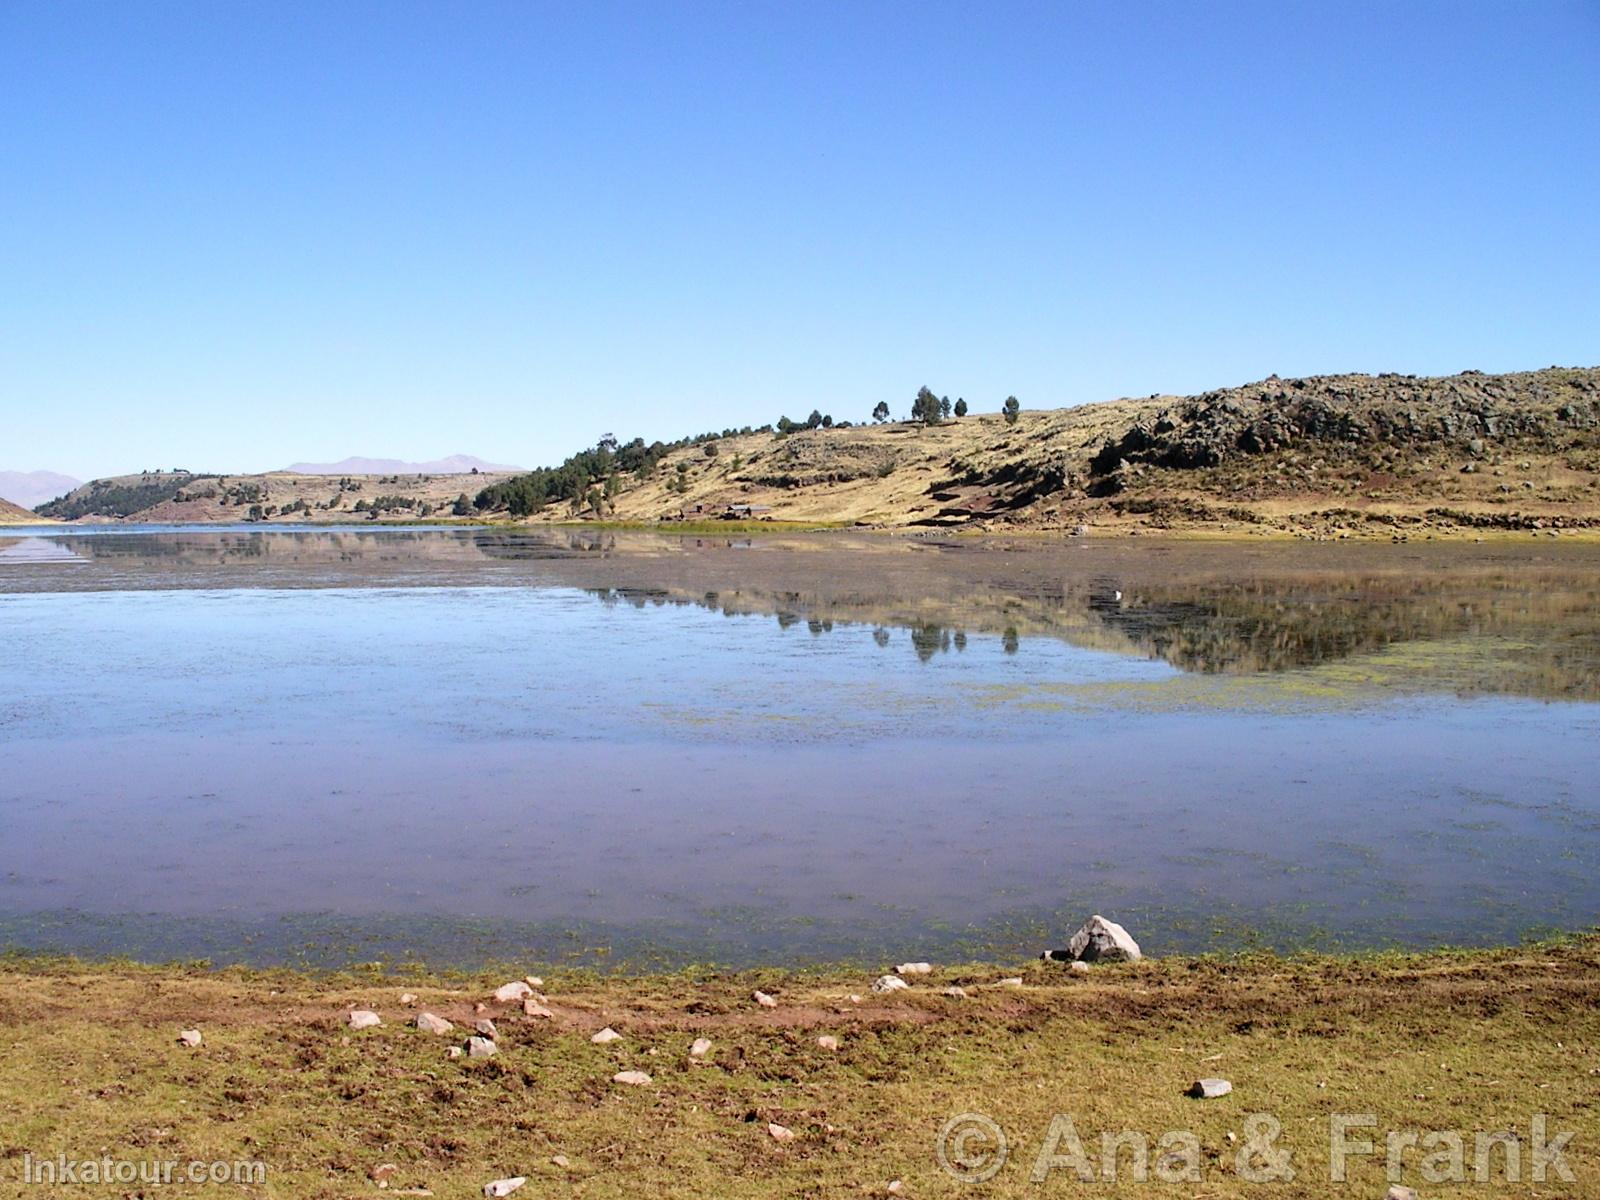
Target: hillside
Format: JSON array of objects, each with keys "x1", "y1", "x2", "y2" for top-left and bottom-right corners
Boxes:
[
  {"x1": 0, "y1": 495, "x2": 41, "y2": 523},
  {"x1": 33, "y1": 367, "x2": 1600, "y2": 535},
  {"x1": 486, "y1": 365, "x2": 1600, "y2": 537},
  {"x1": 34, "y1": 468, "x2": 522, "y2": 523}
]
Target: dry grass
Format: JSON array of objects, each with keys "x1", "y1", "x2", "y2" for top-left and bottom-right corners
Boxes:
[{"x1": 2, "y1": 940, "x2": 1597, "y2": 1197}]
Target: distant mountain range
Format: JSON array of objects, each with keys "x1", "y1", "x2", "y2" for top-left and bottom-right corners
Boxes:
[
  {"x1": 281, "y1": 455, "x2": 522, "y2": 475},
  {"x1": 0, "y1": 470, "x2": 82, "y2": 510}
]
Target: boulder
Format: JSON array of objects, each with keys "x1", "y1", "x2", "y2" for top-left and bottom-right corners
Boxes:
[
  {"x1": 414, "y1": 1012, "x2": 454, "y2": 1035},
  {"x1": 482, "y1": 1178, "x2": 526, "y2": 1198},
  {"x1": 347, "y1": 1010, "x2": 383, "y2": 1030},
  {"x1": 590, "y1": 1027, "x2": 622, "y2": 1044},
  {"x1": 871, "y1": 975, "x2": 909, "y2": 994},
  {"x1": 1187, "y1": 1078, "x2": 1232, "y2": 1099},
  {"x1": 752, "y1": 990, "x2": 778, "y2": 1008},
  {"x1": 895, "y1": 962, "x2": 932, "y2": 976},
  {"x1": 522, "y1": 1000, "x2": 553, "y2": 1019},
  {"x1": 1064, "y1": 915, "x2": 1142, "y2": 962},
  {"x1": 612, "y1": 1070, "x2": 652, "y2": 1086},
  {"x1": 816, "y1": 1035, "x2": 839, "y2": 1051},
  {"x1": 177, "y1": 1029, "x2": 203, "y2": 1048},
  {"x1": 474, "y1": 1018, "x2": 498, "y2": 1038},
  {"x1": 466, "y1": 1036, "x2": 497, "y2": 1059},
  {"x1": 767, "y1": 1122, "x2": 795, "y2": 1142},
  {"x1": 493, "y1": 981, "x2": 533, "y2": 1003},
  {"x1": 689, "y1": 1037, "x2": 713, "y2": 1058}
]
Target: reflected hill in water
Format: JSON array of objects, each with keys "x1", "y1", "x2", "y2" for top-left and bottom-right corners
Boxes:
[{"x1": 5, "y1": 526, "x2": 1599, "y2": 701}]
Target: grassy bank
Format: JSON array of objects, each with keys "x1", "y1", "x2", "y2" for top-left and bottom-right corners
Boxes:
[{"x1": 2, "y1": 939, "x2": 1596, "y2": 1197}]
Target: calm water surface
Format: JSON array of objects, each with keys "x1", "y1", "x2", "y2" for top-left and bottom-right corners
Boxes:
[{"x1": 1, "y1": 527, "x2": 1596, "y2": 967}]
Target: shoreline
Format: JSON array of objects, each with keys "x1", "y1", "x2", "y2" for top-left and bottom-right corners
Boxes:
[{"x1": 5, "y1": 936, "x2": 1596, "y2": 1197}]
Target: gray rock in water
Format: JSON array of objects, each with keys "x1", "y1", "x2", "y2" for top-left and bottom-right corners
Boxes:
[
  {"x1": 414, "y1": 1012, "x2": 454, "y2": 1035},
  {"x1": 1187, "y1": 1077, "x2": 1232, "y2": 1099},
  {"x1": 871, "y1": 975, "x2": 910, "y2": 993},
  {"x1": 1065, "y1": 915, "x2": 1142, "y2": 962},
  {"x1": 466, "y1": 1036, "x2": 498, "y2": 1059}
]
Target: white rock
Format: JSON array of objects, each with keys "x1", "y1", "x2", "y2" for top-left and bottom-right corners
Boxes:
[
  {"x1": 466, "y1": 1036, "x2": 498, "y2": 1059},
  {"x1": 895, "y1": 962, "x2": 932, "y2": 976},
  {"x1": 523, "y1": 976, "x2": 544, "y2": 989},
  {"x1": 753, "y1": 990, "x2": 778, "y2": 1008},
  {"x1": 1070, "y1": 960, "x2": 1091, "y2": 974},
  {"x1": 591, "y1": 1027, "x2": 622, "y2": 1044},
  {"x1": 689, "y1": 1037, "x2": 713, "y2": 1057},
  {"x1": 446, "y1": 1046, "x2": 463, "y2": 1059},
  {"x1": 177, "y1": 1029, "x2": 203, "y2": 1048},
  {"x1": 871, "y1": 975, "x2": 909, "y2": 993},
  {"x1": 347, "y1": 1010, "x2": 383, "y2": 1030},
  {"x1": 1065, "y1": 914, "x2": 1142, "y2": 962},
  {"x1": 941, "y1": 986, "x2": 968, "y2": 998},
  {"x1": 1385, "y1": 1187, "x2": 1418, "y2": 1200},
  {"x1": 550, "y1": 1155, "x2": 569, "y2": 1169},
  {"x1": 817, "y1": 1035, "x2": 839, "y2": 1051},
  {"x1": 767, "y1": 1122, "x2": 794, "y2": 1142},
  {"x1": 612, "y1": 1070, "x2": 652, "y2": 1086},
  {"x1": 414, "y1": 1012, "x2": 454, "y2": 1035},
  {"x1": 474, "y1": 1018, "x2": 498, "y2": 1038},
  {"x1": 887, "y1": 1181, "x2": 905, "y2": 1195},
  {"x1": 995, "y1": 977, "x2": 1024, "y2": 988},
  {"x1": 493, "y1": 981, "x2": 533, "y2": 1003},
  {"x1": 399, "y1": 993, "x2": 417, "y2": 1004},
  {"x1": 482, "y1": 1177, "x2": 526, "y2": 1198},
  {"x1": 522, "y1": 999, "x2": 553, "y2": 1018},
  {"x1": 1188, "y1": 1077, "x2": 1232, "y2": 1099}
]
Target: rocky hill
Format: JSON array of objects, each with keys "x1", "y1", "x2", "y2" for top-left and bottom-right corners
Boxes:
[{"x1": 533, "y1": 366, "x2": 1600, "y2": 537}]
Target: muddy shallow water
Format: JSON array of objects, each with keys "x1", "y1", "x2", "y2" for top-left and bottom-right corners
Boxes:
[{"x1": 1, "y1": 527, "x2": 1597, "y2": 968}]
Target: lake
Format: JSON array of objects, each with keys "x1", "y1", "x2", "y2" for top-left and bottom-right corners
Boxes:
[{"x1": 1, "y1": 526, "x2": 1597, "y2": 968}]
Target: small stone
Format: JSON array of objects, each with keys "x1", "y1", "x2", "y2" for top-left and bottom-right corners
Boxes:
[
  {"x1": 482, "y1": 1177, "x2": 526, "y2": 1198},
  {"x1": 522, "y1": 999, "x2": 553, "y2": 1018},
  {"x1": 524, "y1": 976, "x2": 544, "y2": 989},
  {"x1": 177, "y1": 1029, "x2": 203, "y2": 1048},
  {"x1": 1069, "y1": 961, "x2": 1091, "y2": 974},
  {"x1": 1385, "y1": 1187, "x2": 1418, "y2": 1200},
  {"x1": 753, "y1": 990, "x2": 778, "y2": 1008},
  {"x1": 887, "y1": 1182, "x2": 904, "y2": 1195},
  {"x1": 415, "y1": 1012, "x2": 454, "y2": 1035},
  {"x1": 995, "y1": 977, "x2": 1024, "y2": 988},
  {"x1": 767, "y1": 1122, "x2": 794, "y2": 1142},
  {"x1": 493, "y1": 981, "x2": 533, "y2": 1003},
  {"x1": 895, "y1": 962, "x2": 932, "y2": 976},
  {"x1": 848, "y1": 994, "x2": 863, "y2": 1003},
  {"x1": 689, "y1": 1037, "x2": 713, "y2": 1057},
  {"x1": 466, "y1": 1036, "x2": 497, "y2": 1059},
  {"x1": 612, "y1": 1070, "x2": 652, "y2": 1086},
  {"x1": 474, "y1": 1018, "x2": 498, "y2": 1038},
  {"x1": 446, "y1": 1046, "x2": 463, "y2": 1059},
  {"x1": 941, "y1": 986, "x2": 968, "y2": 998},
  {"x1": 1188, "y1": 1077, "x2": 1232, "y2": 1099},
  {"x1": 399, "y1": 993, "x2": 417, "y2": 1005},
  {"x1": 347, "y1": 1010, "x2": 382, "y2": 1030},
  {"x1": 591, "y1": 1027, "x2": 622, "y2": 1044},
  {"x1": 817, "y1": 1035, "x2": 839, "y2": 1051},
  {"x1": 371, "y1": 1163, "x2": 398, "y2": 1185},
  {"x1": 871, "y1": 975, "x2": 909, "y2": 993},
  {"x1": 550, "y1": 1155, "x2": 569, "y2": 1169}
]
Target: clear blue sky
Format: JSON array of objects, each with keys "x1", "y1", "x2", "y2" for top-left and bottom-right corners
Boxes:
[{"x1": 2, "y1": 1, "x2": 1596, "y2": 480}]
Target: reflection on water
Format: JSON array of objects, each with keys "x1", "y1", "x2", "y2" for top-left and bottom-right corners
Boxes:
[{"x1": 0, "y1": 527, "x2": 1597, "y2": 968}]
